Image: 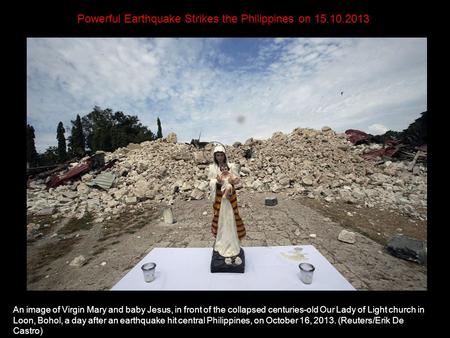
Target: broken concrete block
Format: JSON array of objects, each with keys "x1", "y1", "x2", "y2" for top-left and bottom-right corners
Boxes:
[
  {"x1": 166, "y1": 132, "x2": 177, "y2": 143},
  {"x1": 163, "y1": 208, "x2": 174, "y2": 224},
  {"x1": 34, "y1": 207, "x2": 55, "y2": 216},
  {"x1": 302, "y1": 176, "x2": 314, "y2": 186},
  {"x1": 190, "y1": 188, "x2": 204, "y2": 200},
  {"x1": 338, "y1": 230, "x2": 356, "y2": 244},
  {"x1": 125, "y1": 196, "x2": 138, "y2": 205},
  {"x1": 69, "y1": 255, "x2": 87, "y2": 267}
]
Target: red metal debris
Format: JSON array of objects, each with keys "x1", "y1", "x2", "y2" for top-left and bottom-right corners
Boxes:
[
  {"x1": 361, "y1": 146, "x2": 400, "y2": 160},
  {"x1": 46, "y1": 158, "x2": 93, "y2": 189},
  {"x1": 416, "y1": 145, "x2": 427, "y2": 152},
  {"x1": 101, "y1": 159, "x2": 118, "y2": 171},
  {"x1": 345, "y1": 129, "x2": 370, "y2": 145}
]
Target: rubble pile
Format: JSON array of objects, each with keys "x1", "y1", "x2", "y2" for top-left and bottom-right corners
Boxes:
[{"x1": 27, "y1": 127, "x2": 427, "y2": 222}]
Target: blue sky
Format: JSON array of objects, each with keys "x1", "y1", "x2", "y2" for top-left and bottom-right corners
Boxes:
[{"x1": 27, "y1": 38, "x2": 427, "y2": 153}]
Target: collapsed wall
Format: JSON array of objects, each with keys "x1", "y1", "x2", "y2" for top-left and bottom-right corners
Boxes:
[{"x1": 27, "y1": 127, "x2": 427, "y2": 223}]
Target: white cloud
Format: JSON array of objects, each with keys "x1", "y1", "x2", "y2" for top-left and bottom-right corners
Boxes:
[
  {"x1": 27, "y1": 38, "x2": 427, "y2": 152},
  {"x1": 368, "y1": 124, "x2": 389, "y2": 135}
]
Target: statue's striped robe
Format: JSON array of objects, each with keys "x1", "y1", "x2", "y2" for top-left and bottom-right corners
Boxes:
[{"x1": 211, "y1": 183, "x2": 246, "y2": 240}]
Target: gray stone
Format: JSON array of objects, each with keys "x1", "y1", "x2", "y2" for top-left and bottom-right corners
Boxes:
[
  {"x1": 107, "y1": 200, "x2": 119, "y2": 208},
  {"x1": 81, "y1": 174, "x2": 93, "y2": 182},
  {"x1": 240, "y1": 167, "x2": 251, "y2": 175},
  {"x1": 125, "y1": 196, "x2": 138, "y2": 205},
  {"x1": 136, "y1": 162, "x2": 148, "y2": 173},
  {"x1": 338, "y1": 230, "x2": 356, "y2": 244},
  {"x1": 181, "y1": 182, "x2": 192, "y2": 191},
  {"x1": 265, "y1": 196, "x2": 278, "y2": 206},
  {"x1": 194, "y1": 152, "x2": 209, "y2": 164},
  {"x1": 158, "y1": 166, "x2": 168, "y2": 177},
  {"x1": 166, "y1": 132, "x2": 178, "y2": 143},
  {"x1": 171, "y1": 152, "x2": 191, "y2": 161},
  {"x1": 61, "y1": 191, "x2": 77, "y2": 199},
  {"x1": 69, "y1": 255, "x2": 87, "y2": 267},
  {"x1": 386, "y1": 234, "x2": 427, "y2": 265},
  {"x1": 251, "y1": 179, "x2": 263, "y2": 190},
  {"x1": 131, "y1": 182, "x2": 150, "y2": 198},
  {"x1": 127, "y1": 143, "x2": 142, "y2": 150},
  {"x1": 270, "y1": 183, "x2": 281, "y2": 192},
  {"x1": 34, "y1": 207, "x2": 55, "y2": 216},
  {"x1": 302, "y1": 176, "x2": 314, "y2": 186},
  {"x1": 190, "y1": 188, "x2": 204, "y2": 200},
  {"x1": 278, "y1": 177, "x2": 290, "y2": 186},
  {"x1": 163, "y1": 208, "x2": 174, "y2": 224},
  {"x1": 77, "y1": 183, "x2": 90, "y2": 194},
  {"x1": 339, "y1": 189, "x2": 355, "y2": 204},
  {"x1": 196, "y1": 181, "x2": 209, "y2": 192},
  {"x1": 352, "y1": 189, "x2": 366, "y2": 201},
  {"x1": 271, "y1": 131, "x2": 287, "y2": 142},
  {"x1": 57, "y1": 197, "x2": 73, "y2": 204}
]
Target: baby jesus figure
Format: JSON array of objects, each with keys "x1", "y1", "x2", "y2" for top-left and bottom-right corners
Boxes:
[{"x1": 219, "y1": 165, "x2": 237, "y2": 199}]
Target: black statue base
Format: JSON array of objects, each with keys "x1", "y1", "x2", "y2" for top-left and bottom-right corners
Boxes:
[{"x1": 210, "y1": 248, "x2": 245, "y2": 273}]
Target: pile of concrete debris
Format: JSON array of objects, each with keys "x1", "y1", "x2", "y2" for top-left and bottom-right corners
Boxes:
[{"x1": 27, "y1": 127, "x2": 427, "y2": 222}]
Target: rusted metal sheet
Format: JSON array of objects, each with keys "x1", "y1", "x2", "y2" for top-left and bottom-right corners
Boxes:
[
  {"x1": 361, "y1": 146, "x2": 400, "y2": 160},
  {"x1": 46, "y1": 159, "x2": 92, "y2": 188},
  {"x1": 101, "y1": 159, "x2": 118, "y2": 170},
  {"x1": 416, "y1": 145, "x2": 427, "y2": 152},
  {"x1": 345, "y1": 129, "x2": 370, "y2": 145}
]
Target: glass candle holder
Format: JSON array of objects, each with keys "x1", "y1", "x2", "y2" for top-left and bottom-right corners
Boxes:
[
  {"x1": 141, "y1": 262, "x2": 157, "y2": 283},
  {"x1": 299, "y1": 263, "x2": 315, "y2": 284}
]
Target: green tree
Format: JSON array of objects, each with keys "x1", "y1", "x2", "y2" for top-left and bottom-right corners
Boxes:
[
  {"x1": 402, "y1": 111, "x2": 427, "y2": 146},
  {"x1": 68, "y1": 114, "x2": 86, "y2": 158},
  {"x1": 56, "y1": 121, "x2": 67, "y2": 162},
  {"x1": 27, "y1": 124, "x2": 38, "y2": 167},
  {"x1": 156, "y1": 117, "x2": 163, "y2": 139},
  {"x1": 81, "y1": 106, "x2": 155, "y2": 152},
  {"x1": 82, "y1": 107, "x2": 113, "y2": 152},
  {"x1": 37, "y1": 146, "x2": 59, "y2": 166}
]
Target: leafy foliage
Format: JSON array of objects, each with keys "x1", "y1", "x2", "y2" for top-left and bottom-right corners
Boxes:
[
  {"x1": 81, "y1": 106, "x2": 156, "y2": 152},
  {"x1": 27, "y1": 124, "x2": 38, "y2": 166},
  {"x1": 68, "y1": 114, "x2": 86, "y2": 159},
  {"x1": 57, "y1": 121, "x2": 67, "y2": 162}
]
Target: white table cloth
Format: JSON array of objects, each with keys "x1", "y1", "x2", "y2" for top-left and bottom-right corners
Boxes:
[{"x1": 111, "y1": 245, "x2": 355, "y2": 291}]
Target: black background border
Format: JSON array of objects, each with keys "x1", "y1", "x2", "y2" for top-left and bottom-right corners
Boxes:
[{"x1": 6, "y1": 0, "x2": 437, "y2": 333}]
